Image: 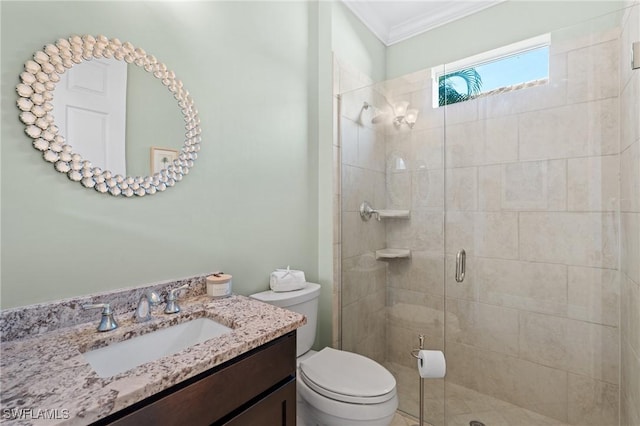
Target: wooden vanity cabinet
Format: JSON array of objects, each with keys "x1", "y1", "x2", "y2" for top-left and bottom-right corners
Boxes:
[{"x1": 94, "y1": 332, "x2": 297, "y2": 426}]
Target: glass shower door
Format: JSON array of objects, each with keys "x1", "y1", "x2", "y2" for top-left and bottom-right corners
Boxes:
[
  {"x1": 338, "y1": 7, "x2": 627, "y2": 425},
  {"x1": 442, "y1": 9, "x2": 623, "y2": 426},
  {"x1": 338, "y1": 73, "x2": 447, "y2": 425}
]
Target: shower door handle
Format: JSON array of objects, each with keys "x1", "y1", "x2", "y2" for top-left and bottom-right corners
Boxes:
[{"x1": 455, "y1": 249, "x2": 466, "y2": 283}]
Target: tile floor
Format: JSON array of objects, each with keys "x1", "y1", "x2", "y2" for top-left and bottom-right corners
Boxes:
[{"x1": 391, "y1": 383, "x2": 572, "y2": 426}]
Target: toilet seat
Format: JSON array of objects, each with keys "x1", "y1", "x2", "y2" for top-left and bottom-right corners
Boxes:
[{"x1": 299, "y1": 348, "x2": 396, "y2": 404}]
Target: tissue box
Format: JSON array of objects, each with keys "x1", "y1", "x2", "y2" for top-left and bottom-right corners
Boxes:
[{"x1": 270, "y1": 267, "x2": 306, "y2": 292}]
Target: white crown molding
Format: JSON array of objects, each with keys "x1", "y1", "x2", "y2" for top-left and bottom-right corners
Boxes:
[
  {"x1": 341, "y1": 1, "x2": 505, "y2": 46},
  {"x1": 341, "y1": 0, "x2": 392, "y2": 45},
  {"x1": 387, "y1": 1, "x2": 505, "y2": 45}
]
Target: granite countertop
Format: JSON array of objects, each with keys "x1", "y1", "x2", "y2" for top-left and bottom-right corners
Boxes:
[{"x1": 0, "y1": 294, "x2": 305, "y2": 425}]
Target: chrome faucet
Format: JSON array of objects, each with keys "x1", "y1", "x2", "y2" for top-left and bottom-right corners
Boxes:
[
  {"x1": 82, "y1": 303, "x2": 118, "y2": 332},
  {"x1": 165, "y1": 284, "x2": 189, "y2": 314},
  {"x1": 135, "y1": 290, "x2": 161, "y2": 322}
]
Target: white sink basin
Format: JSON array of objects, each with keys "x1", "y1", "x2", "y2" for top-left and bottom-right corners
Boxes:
[{"x1": 82, "y1": 317, "x2": 232, "y2": 378}]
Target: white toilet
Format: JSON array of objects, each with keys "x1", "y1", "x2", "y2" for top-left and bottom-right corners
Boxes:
[{"x1": 250, "y1": 283, "x2": 398, "y2": 426}]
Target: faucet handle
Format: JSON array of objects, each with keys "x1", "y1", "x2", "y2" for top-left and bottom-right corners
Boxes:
[
  {"x1": 135, "y1": 291, "x2": 162, "y2": 323},
  {"x1": 165, "y1": 284, "x2": 189, "y2": 314},
  {"x1": 146, "y1": 290, "x2": 162, "y2": 306},
  {"x1": 82, "y1": 303, "x2": 118, "y2": 332}
]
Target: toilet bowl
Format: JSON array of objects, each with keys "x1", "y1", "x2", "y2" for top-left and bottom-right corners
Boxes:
[{"x1": 250, "y1": 283, "x2": 398, "y2": 426}]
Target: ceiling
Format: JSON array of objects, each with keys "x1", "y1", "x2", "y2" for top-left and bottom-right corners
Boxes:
[{"x1": 341, "y1": 0, "x2": 505, "y2": 46}]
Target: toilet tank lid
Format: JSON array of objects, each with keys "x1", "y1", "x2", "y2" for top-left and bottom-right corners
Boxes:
[{"x1": 250, "y1": 282, "x2": 321, "y2": 307}]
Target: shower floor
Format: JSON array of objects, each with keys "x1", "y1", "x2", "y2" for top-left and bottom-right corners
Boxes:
[{"x1": 391, "y1": 383, "x2": 571, "y2": 426}]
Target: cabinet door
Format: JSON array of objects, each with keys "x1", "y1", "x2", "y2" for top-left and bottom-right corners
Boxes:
[
  {"x1": 104, "y1": 333, "x2": 296, "y2": 426},
  {"x1": 223, "y1": 379, "x2": 296, "y2": 426}
]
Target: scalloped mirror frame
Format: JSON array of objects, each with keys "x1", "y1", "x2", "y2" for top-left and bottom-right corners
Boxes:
[{"x1": 16, "y1": 34, "x2": 201, "y2": 197}]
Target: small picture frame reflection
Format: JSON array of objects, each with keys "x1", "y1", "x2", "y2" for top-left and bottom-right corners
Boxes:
[{"x1": 150, "y1": 147, "x2": 179, "y2": 174}]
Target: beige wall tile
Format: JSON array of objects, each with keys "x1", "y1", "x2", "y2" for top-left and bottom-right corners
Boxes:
[
  {"x1": 620, "y1": 141, "x2": 640, "y2": 213},
  {"x1": 333, "y1": 194, "x2": 341, "y2": 243},
  {"x1": 621, "y1": 274, "x2": 640, "y2": 357},
  {"x1": 340, "y1": 117, "x2": 358, "y2": 166},
  {"x1": 568, "y1": 266, "x2": 620, "y2": 327},
  {"x1": 519, "y1": 212, "x2": 618, "y2": 268},
  {"x1": 479, "y1": 161, "x2": 567, "y2": 211},
  {"x1": 502, "y1": 160, "x2": 566, "y2": 210},
  {"x1": 567, "y1": 374, "x2": 619, "y2": 426},
  {"x1": 341, "y1": 165, "x2": 373, "y2": 212},
  {"x1": 478, "y1": 165, "x2": 502, "y2": 211},
  {"x1": 445, "y1": 211, "x2": 474, "y2": 256},
  {"x1": 387, "y1": 250, "x2": 444, "y2": 295},
  {"x1": 341, "y1": 212, "x2": 385, "y2": 258},
  {"x1": 445, "y1": 298, "x2": 520, "y2": 356},
  {"x1": 412, "y1": 168, "x2": 444, "y2": 210},
  {"x1": 443, "y1": 96, "x2": 479, "y2": 125},
  {"x1": 333, "y1": 144, "x2": 341, "y2": 194},
  {"x1": 481, "y1": 79, "x2": 568, "y2": 120},
  {"x1": 621, "y1": 212, "x2": 640, "y2": 283},
  {"x1": 621, "y1": 337, "x2": 640, "y2": 426},
  {"x1": 447, "y1": 167, "x2": 478, "y2": 211},
  {"x1": 621, "y1": 390, "x2": 640, "y2": 426},
  {"x1": 519, "y1": 311, "x2": 619, "y2": 383},
  {"x1": 483, "y1": 116, "x2": 519, "y2": 165},
  {"x1": 373, "y1": 170, "x2": 386, "y2": 211},
  {"x1": 477, "y1": 258, "x2": 568, "y2": 316},
  {"x1": 445, "y1": 121, "x2": 484, "y2": 167},
  {"x1": 565, "y1": 319, "x2": 619, "y2": 384},
  {"x1": 387, "y1": 210, "x2": 444, "y2": 252},
  {"x1": 388, "y1": 288, "x2": 444, "y2": 336},
  {"x1": 620, "y1": 4, "x2": 640, "y2": 93},
  {"x1": 519, "y1": 98, "x2": 619, "y2": 161},
  {"x1": 473, "y1": 212, "x2": 519, "y2": 259},
  {"x1": 568, "y1": 155, "x2": 619, "y2": 212},
  {"x1": 567, "y1": 40, "x2": 619, "y2": 103},
  {"x1": 410, "y1": 89, "x2": 446, "y2": 132},
  {"x1": 341, "y1": 253, "x2": 385, "y2": 306},
  {"x1": 357, "y1": 126, "x2": 386, "y2": 172},
  {"x1": 386, "y1": 168, "x2": 412, "y2": 209},
  {"x1": 341, "y1": 300, "x2": 359, "y2": 353},
  {"x1": 411, "y1": 127, "x2": 444, "y2": 170},
  {"x1": 620, "y1": 71, "x2": 640, "y2": 153}
]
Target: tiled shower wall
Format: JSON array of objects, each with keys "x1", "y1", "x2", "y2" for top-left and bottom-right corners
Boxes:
[
  {"x1": 333, "y1": 56, "x2": 388, "y2": 363},
  {"x1": 335, "y1": 6, "x2": 637, "y2": 426},
  {"x1": 380, "y1": 18, "x2": 623, "y2": 426},
  {"x1": 619, "y1": 2, "x2": 640, "y2": 426}
]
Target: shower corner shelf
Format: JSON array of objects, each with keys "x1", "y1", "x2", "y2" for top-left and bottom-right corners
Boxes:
[
  {"x1": 375, "y1": 248, "x2": 411, "y2": 260},
  {"x1": 377, "y1": 209, "x2": 410, "y2": 219}
]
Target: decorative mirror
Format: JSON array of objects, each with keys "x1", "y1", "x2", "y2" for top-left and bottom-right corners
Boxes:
[{"x1": 16, "y1": 35, "x2": 201, "y2": 197}]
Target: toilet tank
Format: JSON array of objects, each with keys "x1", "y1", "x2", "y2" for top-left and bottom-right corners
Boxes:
[{"x1": 250, "y1": 283, "x2": 321, "y2": 357}]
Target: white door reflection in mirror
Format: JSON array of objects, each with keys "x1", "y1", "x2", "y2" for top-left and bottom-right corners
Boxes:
[{"x1": 53, "y1": 58, "x2": 127, "y2": 176}]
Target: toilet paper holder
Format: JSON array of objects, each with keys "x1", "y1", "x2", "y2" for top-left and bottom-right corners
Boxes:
[
  {"x1": 410, "y1": 335, "x2": 425, "y2": 426},
  {"x1": 410, "y1": 334, "x2": 425, "y2": 359}
]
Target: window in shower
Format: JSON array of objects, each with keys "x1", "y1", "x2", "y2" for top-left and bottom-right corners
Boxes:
[{"x1": 434, "y1": 33, "x2": 550, "y2": 106}]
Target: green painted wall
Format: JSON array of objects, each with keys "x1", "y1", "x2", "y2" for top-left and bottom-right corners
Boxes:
[
  {"x1": 387, "y1": 1, "x2": 626, "y2": 78},
  {"x1": 331, "y1": 1, "x2": 386, "y2": 83},
  {"x1": 125, "y1": 64, "x2": 186, "y2": 177},
  {"x1": 1, "y1": 1, "x2": 324, "y2": 320}
]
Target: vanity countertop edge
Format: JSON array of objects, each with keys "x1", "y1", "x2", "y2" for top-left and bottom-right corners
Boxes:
[{"x1": 0, "y1": 294, "x2": 306, "y2": 426}]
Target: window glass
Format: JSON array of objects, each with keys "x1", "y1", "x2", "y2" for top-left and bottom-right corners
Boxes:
[{"x1": 435, "y1": 35, "x2": 550, "y2": 107}]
